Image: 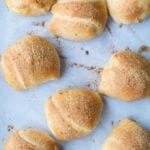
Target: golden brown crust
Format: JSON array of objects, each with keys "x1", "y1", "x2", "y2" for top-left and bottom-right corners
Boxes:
[
  {"x1": 4, "y1": 129, "x2": 60, "y2": 150},
  {"x1": 49, "y1": 0, "x2": 108, "y2": 41},
  {"x1": 45, "y1": 88, "x2": 103, "y2": 141},
  {"x1": 107, "y1": 0, "x2": 150, "y2": 24},
  {"x1": 1, "y1": 35, "x2": 60, "y2": 90},
  {"x1": 5, "y1": 0, "x2": 55, "y2": 16},
  {"x1": 102, "y1": 118, "x2": 150, "y2": 150},
  {"x1": 99, "y1": 51, "x2": 150, "y2": 101},
  {"x1": 45, "y1": 97, "x2": 84, "y2": 141}
]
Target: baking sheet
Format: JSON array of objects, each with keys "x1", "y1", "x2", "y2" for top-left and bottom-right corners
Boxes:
[{"x1": 0, "y1": 1, "x2": 150, "y2": 149}]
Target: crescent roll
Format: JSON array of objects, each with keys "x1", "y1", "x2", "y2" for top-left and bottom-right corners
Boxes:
[
  {"x1": 102, "y1": 118, "x2": 150, "y2": 150},
  {"x1": 5, "y1": 0, "x2": 54, "y2": 16},
  {"x1": 107, "y1": 0, "x2": 150, "y2": 24},
  {"x1": 4, "y1": 128, "x2": 60, "y2": 150},
  {"x1": 45, "y1": 88, "x2": 103, "y2": 141},
  {"x1": 48, "y1": 0, "x2": 108, "y2": 41},
  {"x1": 99, "y1": 51, "x2": 150, "y2": 101},
  {"x1": 1, "y1": 35, "x2": 60, "y2": 90}
]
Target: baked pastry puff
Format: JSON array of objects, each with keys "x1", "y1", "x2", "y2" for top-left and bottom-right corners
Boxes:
[
  {"x1": 48, "y1": 0, "x2": 108, "y2": 41},
  {"x1": 107, "y1": 0, "x2": 150, "y2": 24},
  {"x1": 5, "y1": 0, "x2": 54, "y2": 16},
  {"x1": 4, "y1": 128, "x2": 60, "y2": 150},
  {"x1": 102, "y1": 118, "x2": 150, "y2": 150},
  {"x1": 99, "y1": 51, "x2": 150, "y2": 101},
  {"x1": 45, "y1": 88, "x2": 103, "y2": 141},
  {"x1": 1, "y1": 35, "x2": 60, "y2": 90}
]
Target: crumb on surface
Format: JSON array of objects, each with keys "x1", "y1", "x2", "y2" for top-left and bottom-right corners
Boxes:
[
  {"x1": 86, "y1": 83, "x2": 91, "y2": 88},
  {"x1": 108, "y1": 44, "x2": 117, "y2": 54},
  {"x1": 67, "y1": 63, "x2": 103, "y2": 90},
  {"x1": 80, "y1": 47, "x2": 84, "y2": 51},
  {"x1": 68, "y1": 63, "x2": 103, "y2": 74},
  {"x1": 80, "y1": 47, "x2": 90, "y2": 55},
  {"x1": 125, "y1": 47, "x2": 131, "y2": 51},
  {"x1": 32, "y1": 21, "x2": 45, "y2": 27},
  {"x1": 112, "y1": 50, "x2": 118, "y2": 54},
  {"x1": 55, "y1": 36, "x2": 61, "y2": 47},
  {"x1": 138, "y1": 45, "x2": 150, "y2": 54},
  {"x1": 60, "y1": 55, "x2": 66, "y2": 59},
  {"x1": 85, "y1": 50, "x2": 89, "y2": 55},
  {"x1": 27, "y1": 31, "x2": 34, "y2": 35},
  {"x1": 119, "y1": 24, "x2": 123, "y2": 28},
  {"x1": 7, "y1": 125, "x2": 14, "y2": 132},
  {"x1": 85, "y1": 79, "x2": 100, "y2": 90},
  {"x1": 106, "y1": 24, "x2": 112, "y2": 35},
  {"x1": 111, "y1": 121, "x2": 114, "y2": 125}
]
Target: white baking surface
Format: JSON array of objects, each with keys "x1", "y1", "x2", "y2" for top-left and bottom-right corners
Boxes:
[{"x1": 0, "y1": 1, "x2": 150, "y2": 150}]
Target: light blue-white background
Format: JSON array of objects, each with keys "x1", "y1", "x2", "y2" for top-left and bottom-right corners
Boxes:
[{"x1": 0, "y1": 1, "x2": 150, "y2": 149}]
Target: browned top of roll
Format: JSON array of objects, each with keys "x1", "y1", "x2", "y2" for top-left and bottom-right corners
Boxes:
[
  {"x1": 99, "y1": 51, "x2": 150, "y2": 101},
  {"x1": 5, "y1": 0, "x2": 54, "y2": 16},
  {"x1": 1, "y1": 35, "x2": 60, "y2": 90},
  {"x1": 49, "y1": 0, "x2": 108, "y2": 41},
  {"x1": 52, "y1": 0, "x2": 106, "y2": 25},
  {"x1": 4, "y1": 128, "x2": 60, "y2": 150},
  {"x1": 102, "y1": 118, "x2": 150, "y2": 150},
  {"x1": 45, "y1": 88, "x2": 103, "y2": 140},
  {"x1": 107, "y1": 0, "x2": 150, "y2": 24},
  {"x1": 51, "y1": 88, "x2": 102, "y2": 128}
]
